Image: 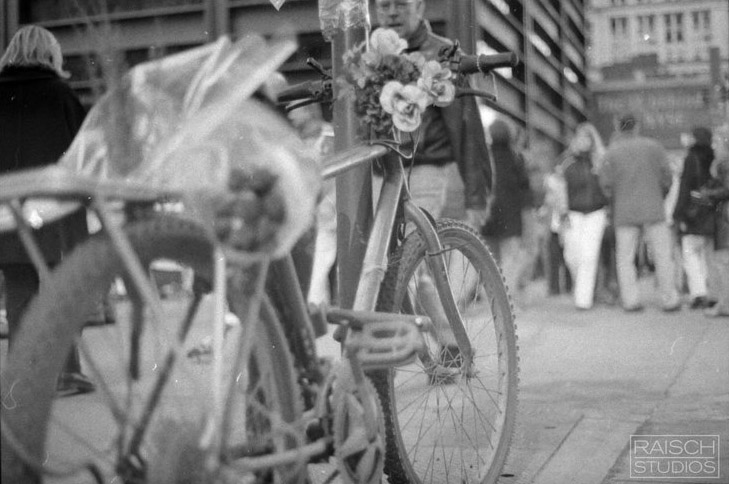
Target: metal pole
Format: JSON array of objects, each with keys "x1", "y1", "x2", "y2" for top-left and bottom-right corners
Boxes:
[
  {"x1": 447, "y1": 0, "x2": 475, "y2": 54},
  {"x1": 329, "y1": 13, "x2": 372, "y2": 309},
  {"x1": 1, "y1": 0, "x2": 21, "y2": 52},
  {"x1": 205, "y1": 0, "x2": 229, "y2": 41}
]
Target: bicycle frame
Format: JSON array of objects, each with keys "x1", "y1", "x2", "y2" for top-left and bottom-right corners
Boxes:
[
  {"x1": 0, "y1": 135, "x2": 473, "y2": 477},
  {"x1": 322, "y1": 143, "x2": 474, "y2": 370}
]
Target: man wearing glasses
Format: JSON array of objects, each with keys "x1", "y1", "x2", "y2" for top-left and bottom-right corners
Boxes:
[
  {"x1": 375, "y1": 0, "x2": 492, "y2": 376},
  {"x1": 375, "y1": 0, "x2": 492, "y2": 229}
]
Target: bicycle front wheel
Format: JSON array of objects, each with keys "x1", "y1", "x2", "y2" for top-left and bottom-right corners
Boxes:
[
  {"x1": 1, "y1": 216, "x2": 302, "y2": 484},
  {"x1": 375, "y1": 219, "x2": 518, "y2": 484}
]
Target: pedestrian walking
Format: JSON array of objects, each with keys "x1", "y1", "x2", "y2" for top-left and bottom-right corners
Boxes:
[
  {"x1": 481, "y1": 119, "x2": 533, "y2": 302},
  {"x1": 542, "y1": 161, "x2": 572, "y2": 296},
  {"x1": 672, "y1": 126, "x2": 718, "y2": 309},
  {"x1": 694, "y1": 124, "x2": 729, "y2": 318},
  {"x1": 0, "y1": 25, "x2": 94, "y2": 395},
  {"x1": 514, "y1": 126, "x2": 543, "y2": 296},
  {"x1": 598, "y1": 113, "x2": 680, "y2": 312},
  {"x1": 561, "y1": 123, "x2": 609, "y2": 309}
]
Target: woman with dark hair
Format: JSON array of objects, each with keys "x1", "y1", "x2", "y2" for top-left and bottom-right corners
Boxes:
[
  {"x1": 673, "y1": 126, "x2": 717, "y2": 309},
  {"x1": 697, "y1": 124, "x2": 729, "y2": 317},
  {"x1": 481, "y1": 119, "x2": 533, "y2": 303},
  {"x1": 0, "y1": 25, "x2": 93, "y2": 395}
]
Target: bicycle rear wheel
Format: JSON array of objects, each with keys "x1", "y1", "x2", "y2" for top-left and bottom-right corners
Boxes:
[
  {"x1": 374, "y1": 219, "x2": 518, "y2": 484},
  {"x1": 1, "y1": 215, "x2": 302, "y2": 483}
]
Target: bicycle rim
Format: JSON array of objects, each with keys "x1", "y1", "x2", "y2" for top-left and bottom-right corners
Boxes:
[
  {"x1": 374, "y1": 219, "x2": 518, "y2": 484},
  {"x1": 0, "y1": 216, "x2": 302, "y2": 484}
]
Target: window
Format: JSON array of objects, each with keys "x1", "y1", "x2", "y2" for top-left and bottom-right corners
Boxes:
[
  {"x1": 676, "y1": 13, "x2": 683, "y2": 42},
  {"x1": 664, "y1": 13, "x2": 684, "y2": 43},
  {"x1": 610, "y1": 16, "x2": 629, "y2": 36},
  {"x1": 664, "y1": 14, "x2": 671, "y2": 42},
  {"x1": 702, "y1": 10, "x2": 712, "y2": 41},
  {"x1": 637, "y1": 14, "x2": 656, "y2": 42}
]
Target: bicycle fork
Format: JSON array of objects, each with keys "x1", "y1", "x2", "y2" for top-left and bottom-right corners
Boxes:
[{"x1": 402, "y1": 200, "x2": 474, "y2": 375}]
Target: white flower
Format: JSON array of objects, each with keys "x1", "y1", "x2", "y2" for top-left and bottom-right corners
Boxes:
[
  {"x1": 418, "y1": 60, "x2": 455, "y2": 107},
  {"x1": 379, "y1": 81, "x2": 430, "y2": 132},
  {"x1": 370, "y1": 28, "x2": 408, "y2": 57},
  {"x1": 404, "y1": 52, "x2": 427, "y2": 69}
]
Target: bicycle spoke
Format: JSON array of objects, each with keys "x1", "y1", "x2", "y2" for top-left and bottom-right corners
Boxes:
[
  {"x1": 378, "y1": 221, "x2": 517, "y2": 484},
  {"x1": 127, "y1": 291, "x2": 203, "y2": 456},
  {"x1": 407, "y1": 405, "x2": 437, "y2": 464}
]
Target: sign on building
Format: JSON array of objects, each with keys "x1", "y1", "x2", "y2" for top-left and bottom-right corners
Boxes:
[{"x1": 593, "y1": 84, "x2": 713, "y2": 150}]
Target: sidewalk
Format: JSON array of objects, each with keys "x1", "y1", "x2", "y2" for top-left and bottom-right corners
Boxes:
[
  {"x1": 499, "y1": 279, "x2": 729, "y2": 484},
  {"x1": 2, "y1": 275, "x2": 725, "y2": 483}
]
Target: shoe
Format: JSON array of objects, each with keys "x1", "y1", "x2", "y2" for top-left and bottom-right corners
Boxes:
[
  {"x1": 661, "y1": 302, "x2": 681, "y2": 313},
  {"x1": 689, "y1": 297, "x2": 714, "y2": 309},
  {"x1": 623, "y1": 304, "x2": 645, "y2": 313},
  {"x1": 704, "y1": 306, "x2": 729, "y2": 318},
  {"x1": 662, "y1": 303, "x2": 682, "y2": 313},
  {"x1": 83, "y1": 316, "x2": 116, "y2": 328},
  {"x1": 56, "y1": 372, "x2": 95, "y2": 398}
]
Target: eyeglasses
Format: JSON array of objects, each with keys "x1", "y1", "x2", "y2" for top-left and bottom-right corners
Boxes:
[{"x1": 375, "y1": 1, "x2": 417, "y2": 13}]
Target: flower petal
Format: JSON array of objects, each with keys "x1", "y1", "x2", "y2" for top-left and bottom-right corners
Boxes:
[
  {"x1": 393, "y1": 111, "x2": 422, "y2": 132},
  {"x1": 370, "y1": 28, "x2": 408, "y2": 56},
  {"x1": 401, "y1": 84, "x2": 430, "y2": 110},
  {"x1": 379, "y1": 81, "x2": 405, "y2": 114}
]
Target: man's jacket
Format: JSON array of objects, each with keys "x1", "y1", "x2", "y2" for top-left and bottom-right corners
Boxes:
[
  {"x1": 402, "y1": 21, "x2": 493, "y2": 210},
  {"x1": 598, "y1": 131, "x2": 672, "y2": 226}
]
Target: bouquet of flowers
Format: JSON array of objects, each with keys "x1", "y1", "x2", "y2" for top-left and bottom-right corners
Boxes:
[{"x1": 338, "y1": 28, "x2": 456, "y2": 139}]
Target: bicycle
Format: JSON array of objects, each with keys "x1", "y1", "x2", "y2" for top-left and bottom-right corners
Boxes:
[{"x1": 1, "y1": 33, "x2": 519, "y2": 484}]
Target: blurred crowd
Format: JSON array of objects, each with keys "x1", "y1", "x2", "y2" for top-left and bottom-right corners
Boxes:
[
  {"x1": 2, "y1": 25, "x2": 729, "y2": 355},
  {"x1": 280, "y1": 104, "x2": 729, "y2": 321},
  {"x1": 482, "y1": 114, "x2": 729, "y2": 318}
]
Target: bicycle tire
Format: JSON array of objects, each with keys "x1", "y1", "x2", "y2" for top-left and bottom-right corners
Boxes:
[
  {"x1": 373, "y1": 219, "x2": 518, "y2": 484},
  {"x1": 1, "y1": 215, "x2": 303, "y2": 484}
]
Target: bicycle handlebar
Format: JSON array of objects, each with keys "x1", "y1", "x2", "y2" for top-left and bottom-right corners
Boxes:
[
  {"x1": 457, "y1": 52, "x2": 519, "y2": 75},
  {"x1": 276, "y1": 51, "x2": 519, "y2": 106},
  {"x1": 277, "y1": 79, "x2": 332, "y2": 104}
]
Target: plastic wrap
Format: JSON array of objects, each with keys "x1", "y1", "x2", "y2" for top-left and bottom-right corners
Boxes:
[
  {"x1": 59, "y1": 34, "x2": 321, "y2": 258},
  {"x1": 318, "y1": 0, "x2": 371, "y2": 41}
]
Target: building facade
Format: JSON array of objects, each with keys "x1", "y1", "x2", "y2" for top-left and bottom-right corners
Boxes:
[
  {"x1": 587, "y1": 0, "x2": 728, "y2": 151},
  {"x1": 1, "y1": 0, "x2": 590, "y2": 160}
]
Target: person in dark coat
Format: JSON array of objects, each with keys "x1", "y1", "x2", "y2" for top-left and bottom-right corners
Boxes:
[
  {"x1": 694, "y1": 124, "x2": 729, "y2": 317},
  {"x1": 0, "y1": 25, "x2": 93, "y2": 395},
  {"x1": 672, "y1": 127, "x2": 717, "y2": 309},
  {"x1": 375, "y1": 0, "x2": 492, "y2": 228},
  {"x1": 482, "y1": 119, "x2": 533, "y2": 300}
]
